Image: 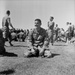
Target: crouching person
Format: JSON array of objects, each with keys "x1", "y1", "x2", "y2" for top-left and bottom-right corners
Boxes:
[
  {"x1": 0, "y1": 29, "x2": 6, "y2": 54},
  {"x1": 24, "y1": 19, "x2": 51, "y2": 58}
]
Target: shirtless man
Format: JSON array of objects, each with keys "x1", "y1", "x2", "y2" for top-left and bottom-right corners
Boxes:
[
  {"x1": 2, "y1": 10, "x2": 14, "y2": 46},
  {"x1": 47, "y1": 16, "x2": 55, "y2": 45}
]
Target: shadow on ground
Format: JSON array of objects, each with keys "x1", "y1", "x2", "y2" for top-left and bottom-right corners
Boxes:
[
  {"x1": 54, "y1": 44, "x2": 67, "y2": 46},
  {"x1": 0, "y1": 68, "x2": 15, "y2": 75},
  {"x1": 0, "y1": 52, "x2": 18, "y2": 57},
  {"x1": 51, "y1": 53, "x2": 60, "y2": 58},
  {"x1": 13, "y1": 45, "x2": 28, "y2": 47},
  {"x1": 24, "y1": 53, "x2": 60, "y2": 58},
  {"x1": 5, "y1": 45, "x2": 28, "y2": 47}
]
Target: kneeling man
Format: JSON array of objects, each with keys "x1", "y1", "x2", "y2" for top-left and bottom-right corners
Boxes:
[{"x1": 24, "y1": 19, "x2": 51, "y2": 57}]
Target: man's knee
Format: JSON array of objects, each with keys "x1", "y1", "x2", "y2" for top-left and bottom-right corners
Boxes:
[
  {"x1": 44, "y1": 50, "x2": 52, "y2": 58},
  {"x1": 24, "y1": 51, "x2": 32, "y2": 57},
  {"x1": 24, "y1": 48, "x2": 39, "y2": 57}
]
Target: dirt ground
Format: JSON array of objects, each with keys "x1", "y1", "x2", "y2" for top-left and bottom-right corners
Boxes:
[{"x1": 0, "y1": 41, "x2": 75, "y2": 75}]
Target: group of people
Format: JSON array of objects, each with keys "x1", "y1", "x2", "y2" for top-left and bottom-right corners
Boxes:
[
  {"x1": 9, "y1": 28, "x2": 29, "y2": 42},
  {"x1": 66, "y1": 22, "x2": 75, "y2": 43},
  {"x1": 0, "y1": 10, "x2": 75, "y2": 58}
]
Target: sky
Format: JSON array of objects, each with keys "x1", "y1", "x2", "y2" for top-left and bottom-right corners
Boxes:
[{"x1": 0, "y1": 0, "x2": 75, "y2": 30}]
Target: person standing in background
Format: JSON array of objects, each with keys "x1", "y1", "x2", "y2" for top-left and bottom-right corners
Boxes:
[
  {"x1": 47, "y1": 16, "x2": 55, "y2": 45},
  {"x1": 2, "y1": 10, "x2": 14, "y2": 46},
  {"x1": 24, "y1": 19, "x2": 51, "y2": 58}
]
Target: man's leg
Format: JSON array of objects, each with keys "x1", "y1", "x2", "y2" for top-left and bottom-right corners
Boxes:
[
  {"x1": 56, "y1": 32, "x2": 58, "y2": 42},
  {"x1": 44, "y1": 50, "x2": 52, "y2": 58},
  {"x1": 51, "y1": 32, "x2": 54, "y2": 45},
  {"x1": 24, "y1": 47, "x2": 39, "y2": 57},
  {"x1": 38, "y1": 46, "x2": 46, "y2": 57},
  {"x1": 8, "y1": 32, "x2": 13, "y2": 46},
  {"x1": 3, "y1": 31, "x2": 7, "y2": 46},
  {"x1": 24, "y1": 50, "x2": 34, "y2": 57},
  {"x1": 0, "y1": 46, "x2": 6, "y2": 54},
  {"x1": 38, "y1": 46, "x2": 52, "y2": 58}
]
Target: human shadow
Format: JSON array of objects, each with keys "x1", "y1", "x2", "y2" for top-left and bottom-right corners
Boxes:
[
  {"x1": 13, "y1": 45, "x2": 28, "y2": 47},
  {"x1": 51, "y1": 53, "x2": 60, "y2": 58},
  {"x1": 5, "y1": 45, "x2": 28, "y2": 47},
  {"x1": 0, "y1": 68, "x2": 15, "y2": 75},
  {"x1": 0, "y1": 51, "x2": 18, "y2": 57},
  {"x1": 24, "y1": 53, "x2": 60, "y2": 58},
  {"x1": 54, "y1": 44, "x2": 67, "y2": 46}
]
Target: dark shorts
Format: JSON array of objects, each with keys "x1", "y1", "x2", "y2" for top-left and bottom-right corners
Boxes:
[{"x1": 2, "y1": 27, "x2": 10, "y2": 39}]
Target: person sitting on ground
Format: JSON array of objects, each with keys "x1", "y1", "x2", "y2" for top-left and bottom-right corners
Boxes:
[{"x1": 24, "y1": 19, "x2": 51, "y2": 58}]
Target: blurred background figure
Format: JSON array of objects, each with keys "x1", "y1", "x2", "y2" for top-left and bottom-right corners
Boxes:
[
  {"x1": 47, "y1": 16, "x2": 55, "y2": 45},
  {"x1": 2, "y1": 10, "x2": 15, "y2": 46}
]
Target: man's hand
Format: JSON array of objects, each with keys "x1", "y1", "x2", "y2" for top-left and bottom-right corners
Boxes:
[
  {"x1": 13, "y1": 28, "x2": 15, "y2": 31},
  {"x1": 38, "y1": 46, "x2": 45, "y2": 56},
  {"x1": 29, "y1": 47, "x2": 36, "y2": 55}
]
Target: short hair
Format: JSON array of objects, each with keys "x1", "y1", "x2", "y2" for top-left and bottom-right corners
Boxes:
[
  {"x1": 50, "y1": 16, "x2": 54, "y2": 19},
  {"x1": 6, "y1": 10, "x2": 10, "y2": 14},
  {"x1": 66, "y1": 22, "x2": 69, "y2": 25},
  {"x1": 69, "y1": 22, "x2": 72, "y2": 25},
  {"x1": 56, "y1": 24, "x2": 58, "y2": 26},
  {"x1": 35, "y1": 19, "x2": 41, "y2": 24}
]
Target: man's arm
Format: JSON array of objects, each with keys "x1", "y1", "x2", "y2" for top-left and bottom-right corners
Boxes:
[
  {"x1": 38, "y1": 30, "x2": 49, "y2": 55},
  {"x1": 53, "y1": 22, "x2": 55, "y2": 30},
  {"x1": 2, "y1": 17, "x2": 5, "y2": 27},
  {"x1": 8, "y1": 18, "x2": 14, "y2": 29},
  {"x1": 27, "y1": 30, "x2": 34, "y2": 49},
  {"x1": 42, "y1": 30, "x2": 49, "y2": 50},
  {"x1": 48, "y1": 21, "x2": 49, "y2": 28}
]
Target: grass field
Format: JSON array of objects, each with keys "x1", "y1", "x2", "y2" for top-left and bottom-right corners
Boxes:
[{"x1": 0, "y1": 41, "x2": 75, "y2": 75}]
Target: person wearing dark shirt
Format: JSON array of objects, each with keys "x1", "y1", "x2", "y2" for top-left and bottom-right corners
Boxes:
[{"x1": 24, "y1": 19, "x2": 51, "y2": 57}]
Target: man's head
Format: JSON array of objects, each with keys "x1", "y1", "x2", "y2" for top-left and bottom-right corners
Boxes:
[
  {"x1": 69, "y1": 22, "x2": 72, "y2": 25},
  {"x1": 6, "y1": 10, "x2": 10, "y2": 16},
  {"x1": 35, "y1": 19, "x2": 42, "y2": 29},
  {"x1": 56, "y1": 24, "x2": 58, "y2": 27},
  {"x1": 50, "y1": 16, "x2": 54, "y2": 21},
  {"x1": 66, "y1": 22, "x2": 69, "y2": 25}
]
